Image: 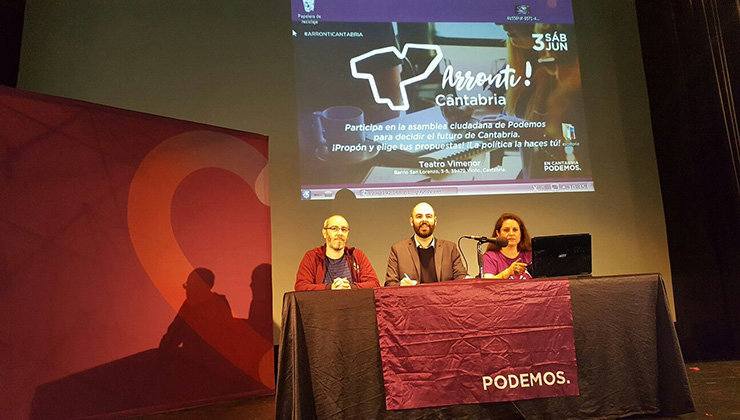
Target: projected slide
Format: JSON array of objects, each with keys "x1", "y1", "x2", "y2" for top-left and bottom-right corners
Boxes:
[{"x1": 291, "y1": 0, "x2": 593, "y2": 200}]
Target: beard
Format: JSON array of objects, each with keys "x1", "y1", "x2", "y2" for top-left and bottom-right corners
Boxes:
[
  {"x1": 413, "y1": 221, "x2": 435, "y2": 238},
  {"x1": 327, "y1": 237, "x2": 346, "y2": 251}
]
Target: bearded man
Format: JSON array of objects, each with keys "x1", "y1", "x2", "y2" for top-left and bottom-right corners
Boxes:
[
  {"x1": 384, "y1": 202, "x2": 468, "y2": 286},
  {"x1": 295, "y1": 215, "x2": 379, "y2": 291}
]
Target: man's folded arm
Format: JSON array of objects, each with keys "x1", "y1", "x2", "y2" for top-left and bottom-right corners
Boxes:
[
  {"x1": 451, "y1": 245, "x2": 468, "y2": 280},
  {"x1": 295, "y1": 252, "x2": 331, "y2": 291},
  {"x1": 352, "y1": 249, "x2": 380, "y2": 288}
]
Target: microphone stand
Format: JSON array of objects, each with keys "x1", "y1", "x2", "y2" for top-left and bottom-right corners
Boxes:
[
  {"x1": 477, "y1": 240, "x2": 485, "y2": 279},
  {"x1": 460, "y1": 235, "x2": 499, "y2": 278}
]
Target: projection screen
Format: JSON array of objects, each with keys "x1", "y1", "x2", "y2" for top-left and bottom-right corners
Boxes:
[{"x1": 291, "y1": 0, "x2": 592, "y2": 200}]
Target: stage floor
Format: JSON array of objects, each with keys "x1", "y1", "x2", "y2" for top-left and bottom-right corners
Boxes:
[{"x1": 140, "y1": 360, "x2": 739, "y2": 419}]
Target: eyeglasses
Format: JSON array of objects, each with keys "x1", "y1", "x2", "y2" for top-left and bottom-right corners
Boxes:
[{"x1": 324, "y1": 226, "x2": 349, "y2": 233}]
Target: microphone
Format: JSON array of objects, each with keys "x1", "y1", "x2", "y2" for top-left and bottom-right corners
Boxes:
[{"x1": 463, "y1": 235, "x2": 509, "y2": 247}]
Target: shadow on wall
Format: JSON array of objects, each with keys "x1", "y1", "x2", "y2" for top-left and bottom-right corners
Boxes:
[{"x1": 30, "y1": 266, "x2": 274, "y2": 419}]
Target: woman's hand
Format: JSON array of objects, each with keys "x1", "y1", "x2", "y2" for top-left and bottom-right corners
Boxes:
[{"x1": 505, "y1": 259, "x2": 528, "y2": 278}]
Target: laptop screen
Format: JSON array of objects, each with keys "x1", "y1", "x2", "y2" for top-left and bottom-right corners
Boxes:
[{"x1": 531, "y1": 234, "x2": 592, "y2": 278}]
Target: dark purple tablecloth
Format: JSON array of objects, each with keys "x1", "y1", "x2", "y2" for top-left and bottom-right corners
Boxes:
[{"x1": 275, "y1": 274, "x2": 694, "y2": 419}]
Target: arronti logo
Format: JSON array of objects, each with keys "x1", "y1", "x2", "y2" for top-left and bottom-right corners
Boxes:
[{"x1": 350, "y1": 44, "x2": 443, "y2": 112}]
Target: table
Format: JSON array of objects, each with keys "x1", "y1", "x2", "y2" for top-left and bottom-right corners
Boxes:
[{"x1": 275, "y1": 274, "x2": 694, "y2": 419}]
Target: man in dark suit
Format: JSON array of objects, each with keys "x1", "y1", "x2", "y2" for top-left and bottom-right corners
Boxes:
[{"x1": 385, "y1": 202, "x2": 468, "y2": 286}]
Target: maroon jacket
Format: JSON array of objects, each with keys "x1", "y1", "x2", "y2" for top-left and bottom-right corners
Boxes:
[{"x1": 295, "y1": 245, "x2": 379, "y2": 291}]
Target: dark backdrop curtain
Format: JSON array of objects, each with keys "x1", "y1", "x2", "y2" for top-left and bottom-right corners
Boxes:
[
  {"x1": 635, "y1": 0, "x2": 739, "y2": 361},
  {"x1": 0, "y1": 0, "x2": 25, "y2": 87}
]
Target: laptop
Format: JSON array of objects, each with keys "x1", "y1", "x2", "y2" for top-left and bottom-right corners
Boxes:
[{"x1": 530, "y1": 234, "x2": 592, "y2": 278}]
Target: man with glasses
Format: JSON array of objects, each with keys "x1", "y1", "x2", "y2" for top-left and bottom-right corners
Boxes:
[
  {"x1": 385, "y1": 202, "x2": 468, "y2": 286},
  {"x1": 295, "y1": 215, "x2": 379, "y2": 291}
]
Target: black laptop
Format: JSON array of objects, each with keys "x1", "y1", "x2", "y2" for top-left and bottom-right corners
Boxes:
[{"x1": 530, "y1": 234, "x2": 592, "y2": 278}]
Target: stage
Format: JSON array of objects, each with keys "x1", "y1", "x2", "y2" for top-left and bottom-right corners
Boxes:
[{"x1": 143, "y1": 359, "x2": 738, "y2": 419}]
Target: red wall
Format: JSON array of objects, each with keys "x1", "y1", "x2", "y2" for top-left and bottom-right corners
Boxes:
[{"x1": 0, "y1": 87, "x2": 273, "y2": 418}]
